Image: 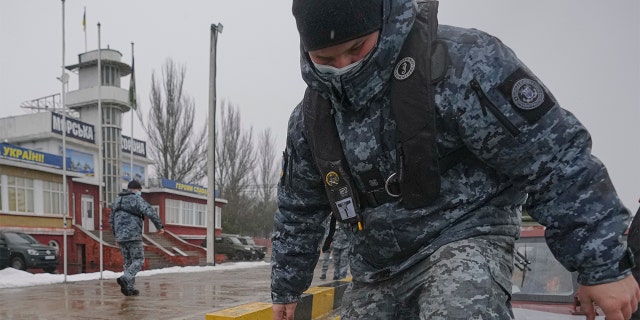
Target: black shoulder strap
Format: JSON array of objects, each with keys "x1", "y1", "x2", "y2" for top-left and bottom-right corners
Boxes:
[
  {"x1": 389, "y1": 0, "x2": 442, "y2": 209},
  {"x1": 303, "y1": 89, "x2": 362, "y2": 226},
  {"x1": 322, "y1": 216, "x2": 337, "y2": 252},
  {"x1": 114, "y1": 195, "x2": 144, "y2": 220}
]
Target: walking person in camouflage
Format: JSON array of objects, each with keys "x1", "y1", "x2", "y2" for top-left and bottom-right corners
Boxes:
[
  {"x1": 319, "y1": 245, "x2": 331, "y2": 280},
  {"x1": 319, "y1": 217, "x2": 332, "y2": 280},
  {"x1": 109, "y1": 180, "x2": 164, "y2": 296},
  {"x1": 320, "y1": 224, "x2": 350, "y2": 281},
  {"x1": 271, "y1": 0, "x2": 639, "y2": 319},
  {"x1": 330, "y1": 224, "x2": 350, "y2": 280}
]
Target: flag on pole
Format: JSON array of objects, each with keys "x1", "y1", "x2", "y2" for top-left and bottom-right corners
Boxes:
[
  {"x1": 129, "y1": 52, "x2": 137, "y2": 109},
  {"x1": 82, "y1": 7, "x2": 86, "y2": 31}
]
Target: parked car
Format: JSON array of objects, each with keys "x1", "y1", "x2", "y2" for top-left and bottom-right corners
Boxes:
[
  {"x1": 237, "y1": 236, "x2": 267, "y2": 260},
  {"x1": 213, "y1": 234, "x2": 255, "y2": 261},
  {"x1": 0, "y1": 231, "x2": 59, "y2": 273}
]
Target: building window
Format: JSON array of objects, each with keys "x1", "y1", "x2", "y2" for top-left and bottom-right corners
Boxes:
[
  {"x1": 166, "y1": 199, "x2": 180, "y2": 224},
  {"x1": 195, "y1": 204, "x2": 206, "y2": 227},
  {"x1": 101, "y1": 65, "x2": 120, "y2": 86},
  {"x1": 42, "y1": 181, "x2": 64, "y2": 215},
  {"x1": 165, "y1": 198, "x2": 206, "y2": 227},
  {"x1": 7, "y1": 176, "x2": 35, "y2": 213},
  {"x1": 182, "y1": 202, "x2": 194, "y2": 226}
]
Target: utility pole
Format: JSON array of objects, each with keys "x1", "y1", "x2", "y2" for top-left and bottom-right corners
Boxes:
[
  {"x1": 59, "y1": 0, "x2": 69, "y2": 283},
  {"x1": 206, "y1": 22, "x2": 223, "y2": 266}
]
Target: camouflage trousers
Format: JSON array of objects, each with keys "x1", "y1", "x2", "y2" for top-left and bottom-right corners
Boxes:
[
  {"x1": 341, "y1": 235, "x2": 515, "y2": 320},
  {"x1": 119, "y1": 240, "x2": 144, "y2": 289},
  {"x1": 321, "y1": 250, "x2": 331, "y2": 275}
]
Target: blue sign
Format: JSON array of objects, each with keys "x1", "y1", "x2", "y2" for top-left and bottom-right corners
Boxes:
[
  {"x1": 161, "y1": 178, "x2": 219, "y2": 197},
  {"x1": 0, "y1": 143, "x2": 69, "y2": 169}
]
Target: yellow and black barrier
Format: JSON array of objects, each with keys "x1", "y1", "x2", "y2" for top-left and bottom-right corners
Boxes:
[{"x1": 205, "y1": 278, "x2": 350, "y2": 320}]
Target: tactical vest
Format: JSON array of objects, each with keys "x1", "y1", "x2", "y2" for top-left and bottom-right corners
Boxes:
[
  {"x1": 113, "y1": 194, "x2": 144, "y2": 220},
  {"x1": 304, "y1": 1, "x2": 467, "y2": 231}
]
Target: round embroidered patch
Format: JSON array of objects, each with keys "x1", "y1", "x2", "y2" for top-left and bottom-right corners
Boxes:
[
  {"x1": 325, "y1": 171, "x2": 340, "y2": 186},
  {"x1": 511, "y1": 78, "x2": 545, "y2": 110},
  {"x1": 394, "y1": 57, "x2": 415, "y2": 80}
]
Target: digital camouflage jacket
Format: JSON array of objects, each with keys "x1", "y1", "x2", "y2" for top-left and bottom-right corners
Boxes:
[
  {"x1": 109, "y1": 190, "x2": 163, "y2": 243},
  {"x1": 271, "y1": 0, "x2": 632, "y2": 304}
]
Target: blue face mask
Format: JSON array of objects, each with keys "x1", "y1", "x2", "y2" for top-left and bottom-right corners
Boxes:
[{"x1": 135, "y1": 191, "x2": 142, "y2": 197}]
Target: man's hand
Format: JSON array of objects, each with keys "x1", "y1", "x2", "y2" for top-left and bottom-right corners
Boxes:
[
  {"x1": 272, "y1": 303, "x2": 297, "y2": 320},
  {"x1": 157, "y1": 228, "x2": 165, "y2": 235},
  {"x1": 577, "y1": 275, "x2": 640, "y2": 320}
]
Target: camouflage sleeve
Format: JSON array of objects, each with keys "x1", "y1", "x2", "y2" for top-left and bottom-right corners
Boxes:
[
  {"x1": 271, "y1": 104, "x2": 331, "y2": 304},
  {"x1": 136, "y1": 198, "x2": 164, "y2": 230},
  {"x1": 451, "y1": 30, "x2": 631, "y2": 285}
]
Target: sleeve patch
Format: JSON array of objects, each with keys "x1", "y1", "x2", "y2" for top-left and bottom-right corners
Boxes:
[{"x1": 499, "y1": 68, "x2": 555, "y2": 124}]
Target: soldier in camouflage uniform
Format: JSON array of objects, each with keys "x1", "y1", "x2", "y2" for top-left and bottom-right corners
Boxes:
[
  {"x1": 272, "y1": 0, "x2": 639, "y2": 319},
  {"x1": 319, "y1": 216, "x2": 332, "y2": 280},
  {"x1": 320, "y1": 223, "x2": 351, "y2": 281},
  {"x1": 331, "y1": 224, "x2": 351, "y2": 280},
  {"x1": 109, "y1": 180, "x2": 164, "y2": 296}
]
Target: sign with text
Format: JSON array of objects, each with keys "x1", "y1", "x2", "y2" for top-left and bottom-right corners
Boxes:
[
  {"x1": 51, "y1": 112, "x2": 95, "y2": 144},
  {"x1": 161, "y1": 178, "x2": 219, "y2": 197},
  {"x1": 121, "y1": 135, "x2": 147, "y2": 158},
  {"x1": 1, "y1": 143, "x2": 68, "y2": 168}
]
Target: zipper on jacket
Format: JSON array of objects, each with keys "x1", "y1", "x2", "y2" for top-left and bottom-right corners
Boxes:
[{"x1": 469, "y1": 79, "x2": 521, "y2": 136}]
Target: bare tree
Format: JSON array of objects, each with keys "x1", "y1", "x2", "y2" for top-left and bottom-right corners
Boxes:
[
  {"x1": 215, "y1": 100, "x2": 255, "y2": 234},
  {"x1": 248, "y1": 129, "x2": 279, "y2": 237},
  {"x1": 145, "y1": 58, "x2": 207, "y2": 183}
]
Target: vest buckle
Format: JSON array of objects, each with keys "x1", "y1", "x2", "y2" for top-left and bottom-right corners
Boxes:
[{"x1": 385, "y1": 172, "x2": 401, "y2": 198}]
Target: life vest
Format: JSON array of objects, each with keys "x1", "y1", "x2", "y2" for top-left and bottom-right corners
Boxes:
[{"x1": 304, "y1": 1, "x2": 468, "y2": 230}]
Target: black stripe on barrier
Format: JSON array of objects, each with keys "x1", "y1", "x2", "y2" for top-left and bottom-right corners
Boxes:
[{"x1": 295, "y1": 292, "x2": 314, "y2": 320}]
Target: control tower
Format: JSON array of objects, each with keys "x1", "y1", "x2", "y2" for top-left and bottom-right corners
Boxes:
[{"x1": 65, "y1": 48, "x2": 132, "y2": 205}]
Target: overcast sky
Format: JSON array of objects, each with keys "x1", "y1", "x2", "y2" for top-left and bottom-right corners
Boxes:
[{"x1": 0, "y1": 1, "x2": 638, "y2": 211}]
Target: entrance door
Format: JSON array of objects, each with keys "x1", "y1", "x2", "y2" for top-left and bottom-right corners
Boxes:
[
  {"x1": 77, "y1": 244, "x2": 86, "y2": 274},
  {"x1": 81, "y1": 196, "x2": 95, "y2": 230}
]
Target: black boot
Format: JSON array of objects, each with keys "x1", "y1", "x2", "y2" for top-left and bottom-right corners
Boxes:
[
  {"x1": 125, "y1": 288, "x2": 140, "y2": 296},
  {"x1": 117, "y1": 277, "x2": 127, "y2": 296},
  {"x1": 118, "y1": 277, "x2": 139, "y2": 296}
]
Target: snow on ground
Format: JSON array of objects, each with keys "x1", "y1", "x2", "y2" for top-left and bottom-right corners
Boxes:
[{"x1": 0, "y1": 261, "x2": 269, "y2": 289}]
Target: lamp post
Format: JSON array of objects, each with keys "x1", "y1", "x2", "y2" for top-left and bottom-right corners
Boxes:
[
  {"x1": 59, "y1": 0, "x2": 69, "y2": 282},
  {"x1": 206, "y1": 22, "x2": 223, "y2": 266}
]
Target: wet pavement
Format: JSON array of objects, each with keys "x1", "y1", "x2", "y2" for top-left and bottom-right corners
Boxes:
[{"x1": 0, "y1": 260, "x2": 340, "y2": 320}]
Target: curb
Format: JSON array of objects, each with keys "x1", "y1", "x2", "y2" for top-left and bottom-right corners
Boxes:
[{"x1": 205, "y1": 279, "x2": 350, "y2": 320}]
